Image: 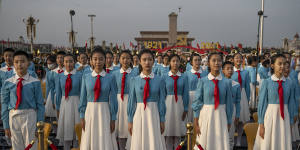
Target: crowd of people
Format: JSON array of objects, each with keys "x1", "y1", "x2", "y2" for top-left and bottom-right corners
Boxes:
[{"x1": 0, "y1": 47, "x2": 299, "y2": 150}]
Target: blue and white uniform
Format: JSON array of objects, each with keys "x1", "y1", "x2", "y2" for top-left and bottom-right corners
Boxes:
[
  {"x1": 192, "y1": 73, "x2": 232, "y2": 150},
  {"x1": 55, "y1": 69, "x2": 82, "y2": 141},
  {"x1": 158, "y1": 64, "x2": 169, "y2": 76},
  {"x1": 79, "y1": 70, "x2": 118, "y2": 150},
  {"x1": 1, "y1": 73, "x2": 45, "y2": 150},
  {"x1": 254, "y1": 75, "x2": 295, "y2": 150},
  {"x1": 127, "y1": 72, "x2": 167, "y2": 150}
]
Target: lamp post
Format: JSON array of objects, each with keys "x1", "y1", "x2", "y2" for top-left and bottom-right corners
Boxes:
[
  {"x1": 88, "y1": 14, "x2": 96, "y2": 52},
  {"x1": 259, "y1": 0, "x2": 265, "y2": 55},
  {"x1": 69, "y1": 10, "x2": 76, "y2": 53},
  {"x1": 23, "y1": 16, "x2": 39, "y2": 54}
]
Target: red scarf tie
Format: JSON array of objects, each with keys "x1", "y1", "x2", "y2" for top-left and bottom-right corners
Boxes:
[
  {"x1": 143, "y1": 77, "x2": 150, "y2": 109},
  {"x1": 212, "y1": 79, "x2": 220, "y2": 110},
  {"x1": 277, "y1": 80, "x2": 284, "y2": 120},
  {"x1": 121, "y1": 72, "x2": 127, "y2": 101},
  {"x1": 106, "y1": 69, "x2": 110, "y2": 73},
  {"x1": 58, "y1": 70, "x2": 64, "y2": 74},
  {"x1": 65, "y1": 74, "x2": 72, "y2": 99},
  {"x1": 194, "y1": 72, "x2": 201, "y2": 78},
  {"x1": 16, "y1": 78, "x2": 24, "y2": 109},
  {"x1": 94, "y1": 75, "x2": 101, "y2": 102},
  {"x1": 237, "y1": 70, "x2": 242, "y2": 87},
  {"x1": 171, "y1": 75, "x2": 179, "y2": 102},
  {"x1": 7, "y1": 67, "x2": 12, "y2": 71}
]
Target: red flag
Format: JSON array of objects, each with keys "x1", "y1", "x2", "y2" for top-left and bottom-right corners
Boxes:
[
  {"x1": 85, "y1": 41, "x2": 87, "y2": 49},
  {"x1": 123, "y1": 42, "x2": 126, "y2": 49},
  {"x1": 224, "y1": 44, "x2": 227, "y2": 50},
  {"x1": 238, "y1": 43, "x2": 243, "y2": 49},
  {"x1": 116, "y1": 43, "x2": 118, "y2": 49},
  {"x1": 217, "y1": 43, "x2": 221, "y2": 49},
  {"x1": 130, "y1": 42, "x2": 133, "y2": 48},
  {"x1": 231, "y1": 44, "x2": 234, "y2": 50},
  {"x1": 197, "y1": 43, "x2": 200, "y2": 49}
]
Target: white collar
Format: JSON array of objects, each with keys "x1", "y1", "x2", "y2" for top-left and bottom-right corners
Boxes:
[
  {"x1": 64, "y1": 69, "x2": 76, "y2": 75},
  {"x1": 191, "y1": 68, "x2": 202, "y2": 74},
  {"x1": 140, "y1": 72, "x2": 154, "y2": 79},
  {"x1": 162, "y1": 64, "x2": 169, "y2": 68},
  {"x1": 234, "y1": 66, "x2": 244, "y2": 71},
  {"x1": 271, "y1": 74, "x2": 286, "y2": 82},
  {"x1": 133, "y1": 65, "x2": 138, "y2": 68},
  {"x1": 91, "y1": 70, "x2": 106, "y2": 77},
  {"x1": 106, "y1": 65, "x2": 114, "y2": 70},
  {"x1": 5, "y1": 65, "x2": 13, "y2": 69},
  {"x1": 15, "y1": 73, "x2": 30, "y2": 82},
  {"x1": 207, "y1": 73, "x2": 222, "y2": 80},
  {"x1": 168, "y1": 71, "x2": 181, "y2": 77},
  {"x1": 54, "y1": 67, "x2": 65, "y2": 72},
  {"x1": 120, "y1": 68, "x2": 132, "y2": 74}
]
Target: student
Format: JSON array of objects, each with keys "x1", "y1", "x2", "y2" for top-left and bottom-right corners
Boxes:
[
  {"x1": 0, "y1": 48, "x2": 15, "y2": 90},
  {"x1": 79, "y1": 48, "x2": 118, "y2": 150},
  {"x1": 46, "y1": 51, "x2": 66, "y2": 118},
  {"x1": 1, "y1": 50, "x2": 45, "y2": 150},
  {"x1": 105, "y1": 51, "x2": 118, "y2": 73},
  {"x1": 112, "y1": 50, "x2": 137, "y2": 150},
  {"x1": 247, "y1": 56, "x2": 259, "y2": 109},
  {"x1": 127, "y1": 49, "x2": 167, "y2": 150},
  {"x1": 44, "y1": 55, "x2": 57, "y2": 119},
  {"x1": 162, "y1": 54, "x2": 189, "y2": 150},
  {"x1": 185, "y1": 53, "x2": 208, "y2": 122},
  {"x1": 222, "y1": 61, "x2": 241, "y2": 150},
  {"x1": 113, "y1": 52, "x2": 120, "y2": 68},
  {"x1": 192, "y1": 52, "x2": 232, "y2": 150},
  {"x1": 254, "y1": 54, "x2": 295, "y2": 150},
  {"x1": 132, "y1": 53, "x2": 140, "y2": 75},
  {"x1": 75, "y1": 53, "x2": 89, "y2": 71},
  {"x1": 55, "y1": 54, "x2": 82, "y2": 150},
  {"x1": 283, "y1": 61, "x2": 300, "y2": 142},
  {"x1": 153, "y1": 53, "x2": 162, "y2": 75},
  {"x1": 232, "y1": 53, "x2": 251, "y2": 146},
  {"x1": 158, "y1": 54, "x2": 170, "y2": 76}
]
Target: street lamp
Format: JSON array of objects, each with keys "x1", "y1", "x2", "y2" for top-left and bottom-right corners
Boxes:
[
  {"x1": 69, "y1": 10, "x2": 76, "y2": 53},
  {"x1": 23, "y1": 15, "x2": 39, "y2": 54},
  {"x1": 88, "y1": 14, "x2": 96, "y2": 53}
]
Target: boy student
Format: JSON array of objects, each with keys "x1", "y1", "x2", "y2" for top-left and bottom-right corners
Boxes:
[{"x1": 1, "y1": 50, "x2": 45, "y2": 150}]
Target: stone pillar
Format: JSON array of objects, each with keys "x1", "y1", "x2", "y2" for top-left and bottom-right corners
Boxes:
[{"x1": 168, "y1": 12, "x2": 177, "y2": 47}]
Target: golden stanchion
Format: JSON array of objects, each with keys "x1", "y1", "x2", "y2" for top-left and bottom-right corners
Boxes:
[
  {"x1": 37, "y1": 122, "x2": 45, "y2": 150},
  {"x1": 186, "y1": 122, "x2": 194, "y2": 150}
]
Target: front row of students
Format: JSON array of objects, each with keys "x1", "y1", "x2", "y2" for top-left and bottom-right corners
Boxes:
[{"x1": 1, "y1": 49, "x2": 298, "y2": 150}]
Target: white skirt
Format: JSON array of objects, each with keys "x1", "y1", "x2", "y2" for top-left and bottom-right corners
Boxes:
[
  {"x1": 45, "y1": 91, "x2": 57, "y2": 118},
  {"x1": 187, "y1": 91, "x2": 195, "y2": 123},
  {"x1": 56, "y1": 96, "x2": 80, "y2": 141},
  {"x1": 80, "y1": 102, "x2": 118, "y2": 150},
  {"x1": 229, "y1": 105, "x2": 236, "y2": 150},
  {"x1": 253, "y1": 104, "x2": 292, "y2": 150},
  {"x1": 194, "y1": 105, "x2": 230, "y2": 150},
  {"x1": 130, "y1": 102, "x2": 166, "y2": 150},
  {"x1": 164, "y1": 95, "x2": 186, "y2": 136},
  {"x1": 116, "y1": 94, "x2": 130, "y2": 138},
  {"x1": 240, "y1": 88, "x2": 250, "y2": 123}
]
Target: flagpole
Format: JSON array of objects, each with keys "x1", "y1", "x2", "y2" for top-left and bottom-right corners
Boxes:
[{"x1": 259, "y1": 0, "x2": 265, "y2": 55}]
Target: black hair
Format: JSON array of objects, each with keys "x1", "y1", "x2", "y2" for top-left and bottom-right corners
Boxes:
[
  {"x1": 263, "y1": 52, "x2": 270, "y2": 57},
  {"x1": 35, "y1": 65, "x2": 46, "y2": 79},
  {"x1": 64, "y1": 53, "x2": 75, "y2": 61},
  {"x1": 262, "y1": 59, "x2": 270, "y2": 67},
  {"x1": 207, "y1": 52, "x2": 223, "y2": 72},
  {"x1": 138, "y1": 49, "x2": 155, "y2": 73},
  {"x1": 190, "y1": 53, "x2": 201, "y2": 66},
  {"x1": 79, "y1": 52, "x2": 88, "y2": 58},
  {"x1": 46, "y1": 55, "x2": 56, "y2": 63},
  {"x1": 156, "y1": 53, "x2": 162, "y2": 57},
  {"x1": 28, "y1": 54, "x2": 33, "y2": 60},
  {"x1": 163, "y1": 54, "x2": 169, "y2": 59},
  {"x1": 247, "y1": 56, "x2": 258, "y2": 65},
  {"x1": 270, "y1": 54, "x2": 286, "y2": 74},
  {"x1": 233, "y1": 52, "x2": 243, "y2": 59},
  {"x1": 13, "y1": 50, "x2": 29, "y2": 60},
  {"x1": 92, "y1": 48, "x2": 106, "y2": 59},
  {"x1": 119, "y1": 50, "x2": 133, "y2": 68},
  {"x1": 225, "y1": 55, "x2": 233, "y2": 61},
  {"x1": 105, "y1": 50, "x2": 113, "y2": 57},
  {"x1": 57, "y1": 51, "x2": 66, "y2": 56},
  {"x1": 3, "y1": 48, "x2": 15, "y2": 54},
  {"x1": 222, "y1": 61, "x2": 233, "y2": 69}
]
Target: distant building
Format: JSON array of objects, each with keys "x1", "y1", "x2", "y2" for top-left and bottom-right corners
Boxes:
[
  {"x1": 134, "y1": 12, "x2": 195, "y2": 52},
  {"x1": 283, "y1": 33, "x2": 300, "y2": 55},
  {"x1": 0, "y1": 39, "x2": 52, "y2": 54}
]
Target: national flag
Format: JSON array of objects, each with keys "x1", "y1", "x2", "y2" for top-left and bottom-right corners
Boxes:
[
  {"x1": 197, "y1": 43, "x2": 200, "y2": 49},
  {"x1": 238, "y1": 43, "x2": 243, "y2": 49}
]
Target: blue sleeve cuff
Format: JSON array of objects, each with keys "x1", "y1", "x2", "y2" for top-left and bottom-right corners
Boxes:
[
  {"x1": 160, "y1": 116, "x2": 165, "y2": 122},
  {"x1": 3, "y1": 121, "x2": 9, "y2": 129},
  {"x1": 128, "y1": 117, "x2": 133, "y2": 123},
  {"x1": 80, "y1": 113, "x2": 85, "y2": 119},
  {"x1": 193, "y1": 110, "x2": 200, "y2": 118},
  {"x1": 111, "y1": 115, "x2": 117, "y2": 121}
]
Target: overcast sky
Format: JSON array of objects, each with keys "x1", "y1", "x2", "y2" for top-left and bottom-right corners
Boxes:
[{"x1": 0, "y1": 0, "x2": 299, "y2": 48}]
